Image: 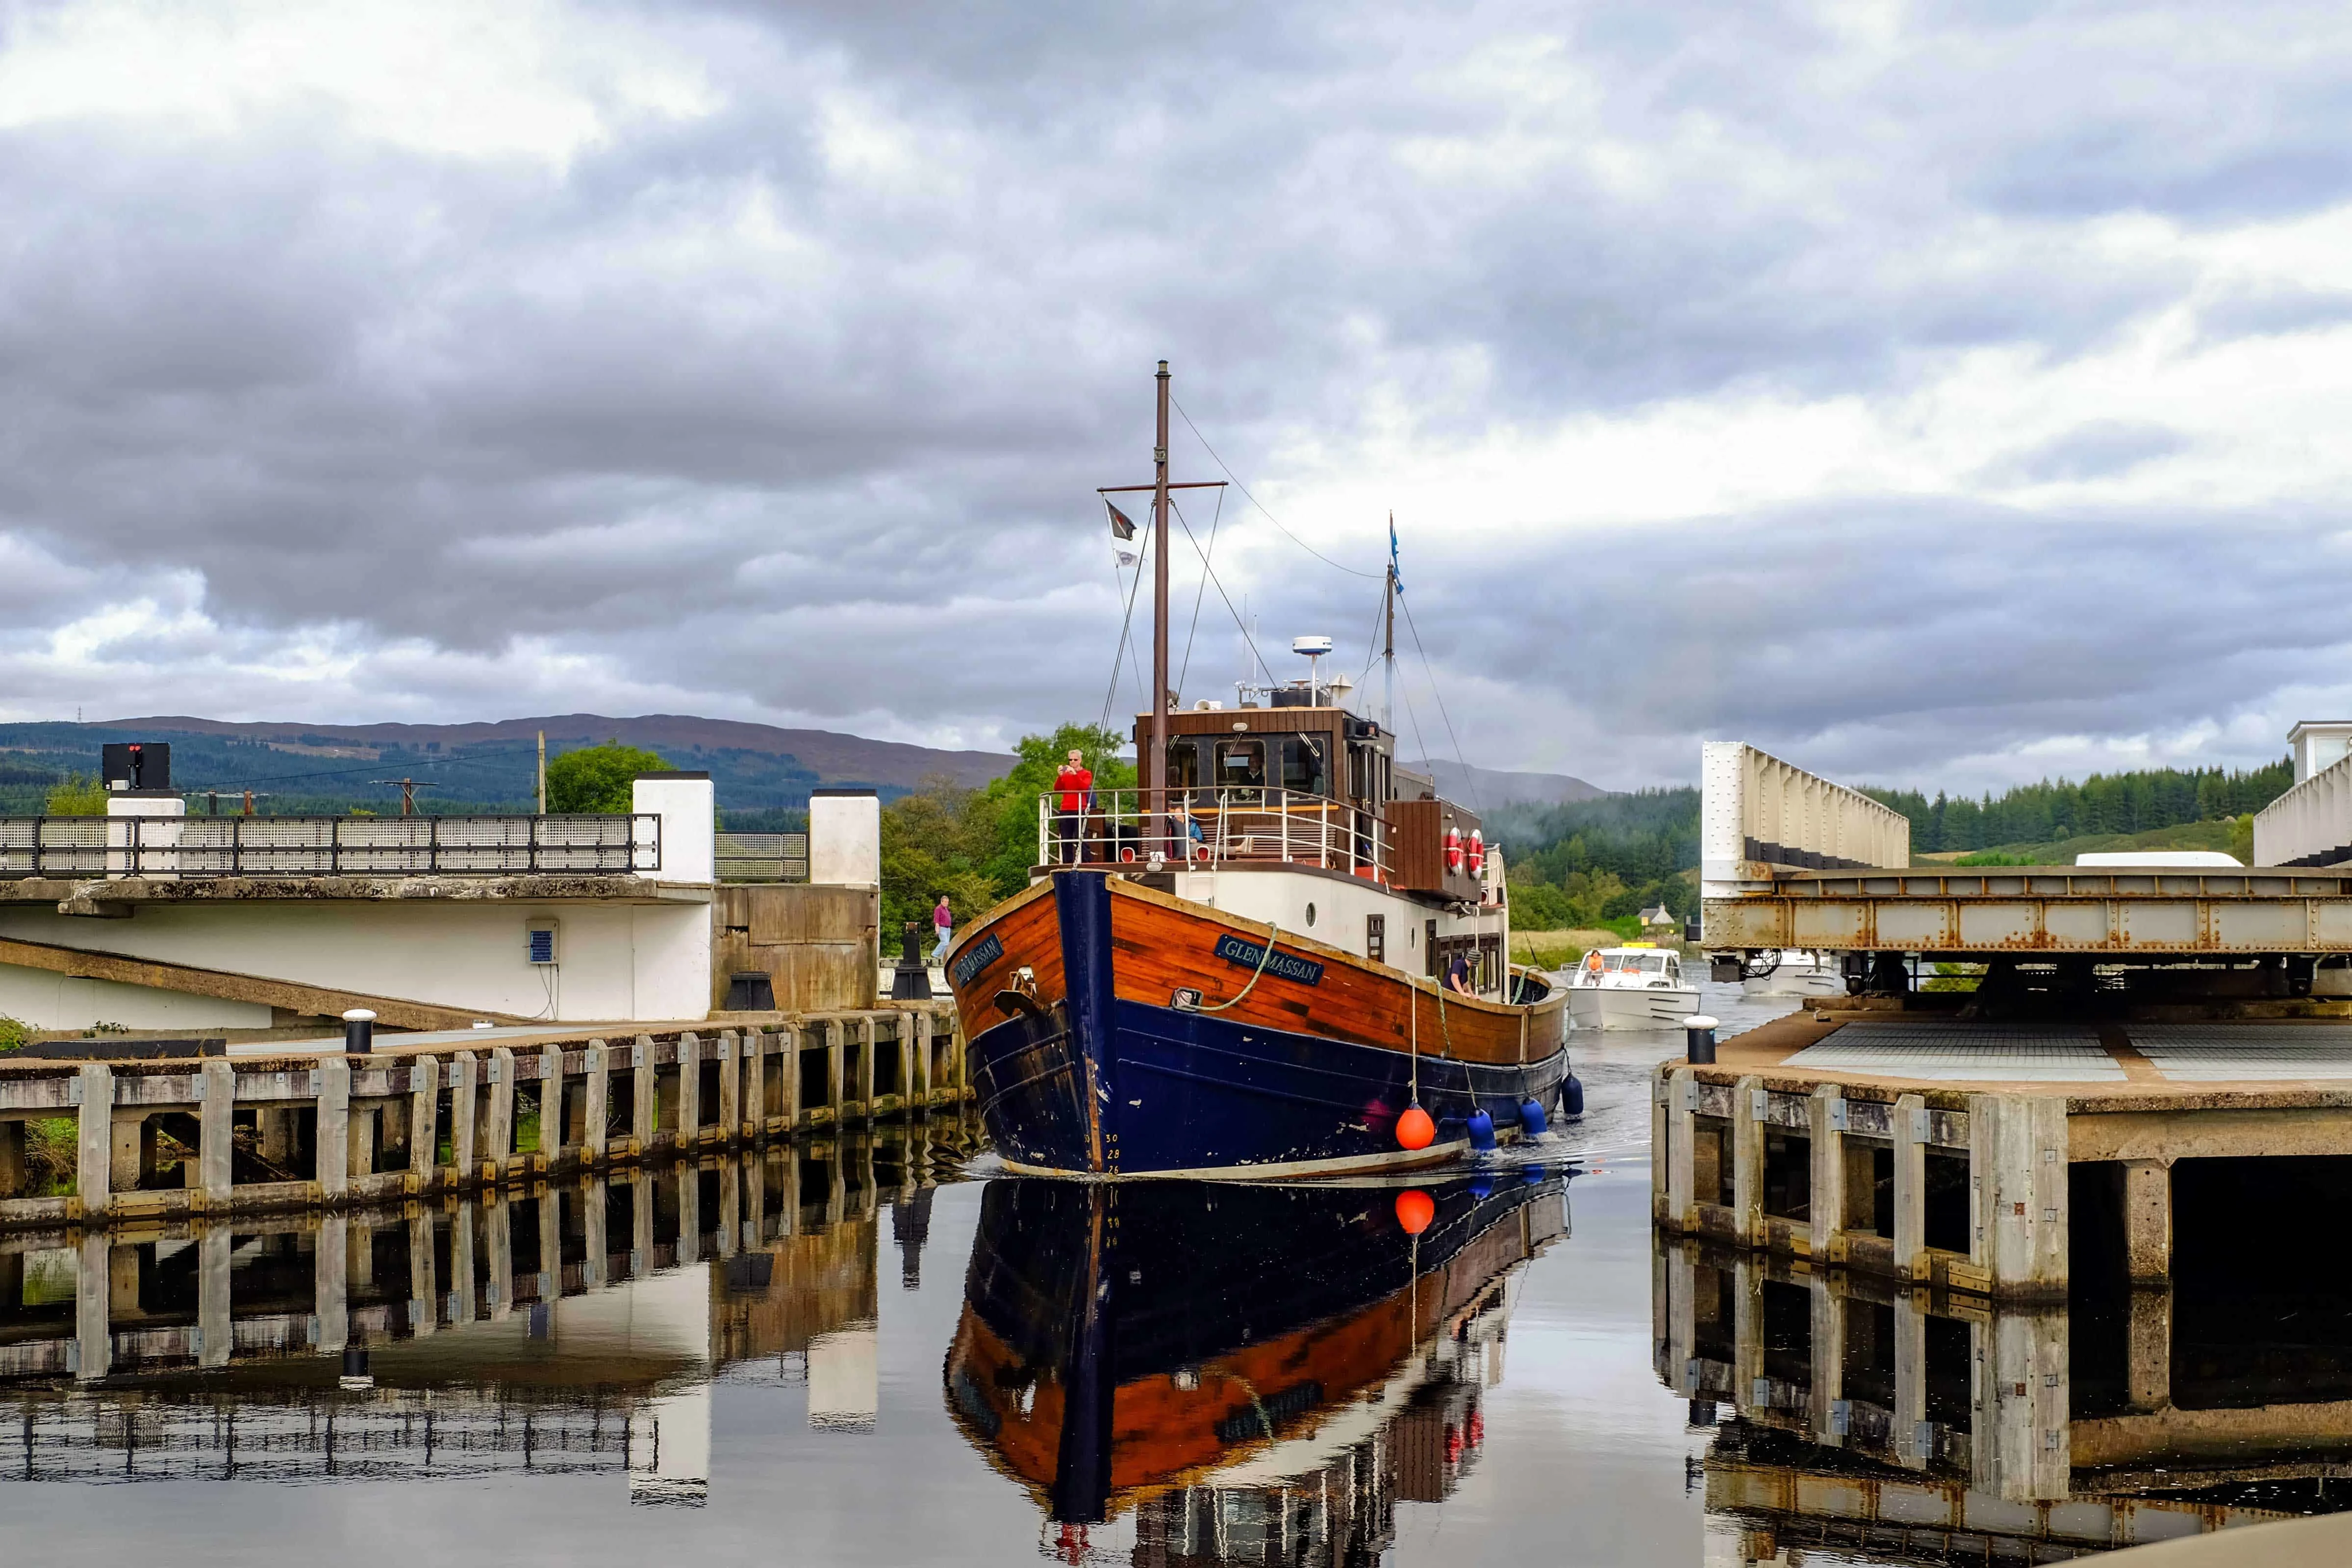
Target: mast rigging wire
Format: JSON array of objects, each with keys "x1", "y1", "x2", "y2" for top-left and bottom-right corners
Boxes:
[
  {"x1": 1397, "y1": 592, "x2": 1482, "y2": 815},
  {"x1": 1168, "y1": 496, "x2": 1274, "y2": 683},
  {"x1": 1174, "y1": 483, "x2": 1225, "y2": 700},
  {"x1": 1169, "y1": 397, "x2": 1382, "y2": 581},
  {"x1": 1098, "y1": 511, "x2": 1154, "y2": 731}
]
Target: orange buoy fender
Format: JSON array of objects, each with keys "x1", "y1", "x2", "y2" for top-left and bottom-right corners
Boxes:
[
  {"x1": 1395, "y1": 1104, "x2": 1436, "y2": 1150},
  {"x1": 1394, "y1": 1188, "x2": 1436, "y2": 1235}
]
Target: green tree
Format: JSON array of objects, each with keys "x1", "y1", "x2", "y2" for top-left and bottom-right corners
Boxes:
[
  {"x1": 545, "y1": 741, "x2": 670, "y2": 813},
  {"x1": 973, "y1": 723, "x2": 1138, "y2": 891},
  {"x1": 45, "y1": 774, "x2": 108, "y2": 815}
]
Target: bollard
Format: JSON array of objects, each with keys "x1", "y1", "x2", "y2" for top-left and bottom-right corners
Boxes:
[
  {"x1": 343, "y1": 1008, "x2": 376, "y2": 1053},
  {"x1": 891, "y1": 921, "x2": 933, "y2": 1002},
  {"x1": 1685, "y1": 1013, "x2": 1720, "y2": 1064}
]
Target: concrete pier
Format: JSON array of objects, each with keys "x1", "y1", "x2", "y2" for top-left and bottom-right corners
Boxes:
[{"x1": 0, "y1": 1005, "x2": 961, "y2": 1233}]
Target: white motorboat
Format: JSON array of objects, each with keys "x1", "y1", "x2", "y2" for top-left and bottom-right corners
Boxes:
[
  {"x1": 1741, "y1": 949, "x2": 1845, "y2": 999},
  {"x1": 1566, "y1": 945, "x2": 1700, "y2": 1030}
]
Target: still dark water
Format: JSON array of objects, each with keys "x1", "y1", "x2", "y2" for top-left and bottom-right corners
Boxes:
[{"x1": 2, "y1": 985, "x2": 2343, "y2": 1565}]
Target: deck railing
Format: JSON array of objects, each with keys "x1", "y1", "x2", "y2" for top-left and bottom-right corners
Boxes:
[
  {"x1": 0, "y1": 814, "x2": 659, "y2": 880},
  {"x1": 1036, "y1": 787, "x2": 1389, "y2": 880}
]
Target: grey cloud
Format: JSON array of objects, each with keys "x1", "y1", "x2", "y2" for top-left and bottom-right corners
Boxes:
[
  {"x1": 1980, "y1": 420, "x2": 2190, "y2": 485},
  {"x1": 3, "y1": 0, "x2": 2351, "y2": 780}
]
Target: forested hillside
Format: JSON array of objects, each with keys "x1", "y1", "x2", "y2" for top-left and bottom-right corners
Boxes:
[{"x1": 1860, "y1": 759, "x2": 2292, "y2": 853}]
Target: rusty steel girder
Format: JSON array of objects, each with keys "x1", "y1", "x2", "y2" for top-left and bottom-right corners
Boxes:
[{"x1": 1704, "y1": 867, "x2": 2352, "y2": 954}]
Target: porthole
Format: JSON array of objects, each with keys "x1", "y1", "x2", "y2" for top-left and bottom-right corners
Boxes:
[{"x1": 1304, "y1": 902, "x2": 1316, "y2": 926}]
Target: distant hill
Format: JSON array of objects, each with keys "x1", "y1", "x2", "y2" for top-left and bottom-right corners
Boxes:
[
  {"x1": 0, "y1": 714, "x2": 1013, "y2": 818},
  {"x1": 1408, "y1": 759, "x2": 1607, "y2": 810}
]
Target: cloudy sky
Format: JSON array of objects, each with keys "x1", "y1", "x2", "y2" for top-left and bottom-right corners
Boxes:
[{"x1": 1, "y1": 0, "x2": 2347, "y2": 791}]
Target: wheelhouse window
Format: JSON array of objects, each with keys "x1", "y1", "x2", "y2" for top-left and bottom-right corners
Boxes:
[
  {"x1": 1213, "y1": 739, "x2": 1267, "y2": 798},
  {"x1": 1277, "y1": 735, "x2": 1326, "y2": 797},
  {"x1": 1166, "y1": 738, "x2": 1203, "y2": 803}
]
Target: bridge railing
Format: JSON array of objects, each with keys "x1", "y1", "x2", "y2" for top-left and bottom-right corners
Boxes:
[
  {"x1": 0, "y1": 814, "x2": 659, "y2": 879},
  {"x1": 2254, "y1": 755, "x2": 2352, "y2": 868},
  {"x1": 1701, "y1": 741, "x2": 1911, "y2": 898}
]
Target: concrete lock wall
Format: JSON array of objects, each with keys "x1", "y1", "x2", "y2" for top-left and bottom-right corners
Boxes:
[
  {"x1": 809, "y1": 790, "x2": 881, "y2": 888},
  {"x1": 632, "y1": 773, "x2": 716, "y2": 885},
  {"x1": 0, "y1": 897, "x2": 712, "y2": 1028}
]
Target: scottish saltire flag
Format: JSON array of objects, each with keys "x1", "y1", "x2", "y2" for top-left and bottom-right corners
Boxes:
[
  {"x1": 1389, "y1": 515, "x2": 1402, "y2": 592},
  {"x1": 1107, "y1": 501, "x2": 1137, "y2": 540}
]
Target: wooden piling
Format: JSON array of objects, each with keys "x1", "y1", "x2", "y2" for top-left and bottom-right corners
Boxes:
[
  {"x1": 484, "y1": 1047, "x2": 515, "y2": 1183},
  {"x1": 583, "y1": 1040, "x2": 609, "y2": 1164},
  {"x1": 318, "y1": 1056, "x2": 351, "y2": 1203}
]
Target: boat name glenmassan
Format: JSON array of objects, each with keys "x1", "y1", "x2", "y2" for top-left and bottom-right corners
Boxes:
[{"x1": 944, "y1": 362, "x2": 1574, "y2": 1178}]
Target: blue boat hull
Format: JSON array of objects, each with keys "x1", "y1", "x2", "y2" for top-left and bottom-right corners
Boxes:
[{"x1": 964, "y1": 873, "x2": 1569, "y2": 1177}]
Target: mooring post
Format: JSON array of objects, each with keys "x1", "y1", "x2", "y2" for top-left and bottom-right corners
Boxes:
[
  {"x1": 859, "y1": 1015, "x2": 879, "y2": 1120},
  {"x1": 484, "y1": 1047, "x2": 515, "y2": 1184},
  {"x1": 1809, "y1": 1273, "x2": 1845, "y2": 1447},
  {"x1": 1968, "y1": 1092, "x2": 2069, "y2": 1299},
  {"x1": 781, "y1": 1022, "x2": 803, "y2": 1134},
  {"x1": 448, "y1": 1199, "x2": 477, "y2": 1325},
  {"x1": 201, "y1": 1058, "x2": 235, "y2": 1206},
  {"x1": 717, "y1": 1031, "x2": 741, "y2": 1146},
  {"x1": 408, "y1": 1055, "x2": 440, "y2": 1191},
  {"x1": 913, "y1": 1011, "x2": 934, "y2": 1109},
  {"x1": 1731, "y1": 1256, "x2": 1764, "y2": 1416},
  {"x1": 1664, "y1": 1067, "x2": 1696, "y2": 1232},
  {"x1": 632, "y1": 1036, "x2": 658, "y2": 1156},
  {"x1": 537, "y1": 1184, "x2": 561, "y2": 1302},
  {"x1": 742, "y1": 1028, "x2": 766, "y2": 1142},
  {"x1": 484, "y1": 1195, "x2": 512, "y2": 1319},
  {"x1": 75, "y1": 1231, "x2": 110, "y2": 1380},
  {"x1": 631, "y1": 1168, "x2": 656, "y2": 1274},
  {"x1": 1892, "y1": 1287, "x2": 1929, "y2": 1468},
  {"x1": 744, "y1": 1149, "x2": 767, "y2": 1249},
  {"x1": 1976, "y1": 1309, "x2": 2070, "y2": 1502},
  {"x1": 76, "y1": 1063, "x2": 112, "y2": 1224},
  {"x1": 677, "y1": 1162, "x2": 701, "y2": 1266},
  {"x1": 538, "y1": 1046, "x2": 562, "y2": 1167},
  {"x1": 2121, "y1": 1158, "x2": 2171, "y2": 1284},
  {"x1": 316, "y1": 1213, "x2": 349, "y2": 1354},
  {"x1": 451, "y1": 1053, "x2": 479, "y2": 1185},
  {"x1": 825, "y1": 1020, "x2": 846, "y2": 1124},
  {"x1": 408, "y1": 1210, "x2": 437, "y2": 1335},
  {"x1": 1731, "y1": 1075, "x2": 1766, "y2": 1246},
  {"x1": 717, "y1": 1152, "x2": 740, "y2": 1259},
  {"x1": 1809, "y1": 1083, "x2": 1845, "y2": 1264},
  {"x1": 583, "y1": 1040, "x2": 609, "y2": 1163},
  {"x1": 677, "y1": 1033, "x2": 702, "y2": 1148},
  {"x1": 582, "y1": 1174, "x2": 609, "y2": 1290},
  {"x1": 198, "y1": 1225, "x2": 231, "y2": 1369},
  {"x1": 2128, "y1": 1286, "x2": 2172, "y2": 1412},
  {"x1": 317, "y1": 1056, "x2": 352, "y2": 1203},
  {"x1": 1893, "y1": 1092, "x2": 1928, "y2": 1283}
]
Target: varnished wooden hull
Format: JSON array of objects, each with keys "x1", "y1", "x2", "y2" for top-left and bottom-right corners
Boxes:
[
  {"x1": 941, "y1": 1172, "x2": 1568, "y2": 1523},
  {"x1": 946, "y1": 871, "x2": 1571, "y2": 1177}
]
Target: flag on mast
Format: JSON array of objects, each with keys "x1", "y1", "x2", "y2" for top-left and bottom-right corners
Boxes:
[
  {"x1": 1389, "y1": 513, "x2": 1402, "y2": 592},
  {"x1": 1115, "y1": 550, "x2": 1137, "y2": 568},
  {"x1": 1107, "y1": 501, "x2": 1138, "y2": 540}
]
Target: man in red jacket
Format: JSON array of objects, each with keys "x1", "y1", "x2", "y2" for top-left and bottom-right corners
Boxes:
[{"x1": 1053, "y1": 749, "x2": 1093, "y2": 863}]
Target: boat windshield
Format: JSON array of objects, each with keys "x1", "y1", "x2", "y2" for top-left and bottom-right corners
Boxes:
[{"x1": 1601, "y1": 952, "x2": 1668, "y2": 973}]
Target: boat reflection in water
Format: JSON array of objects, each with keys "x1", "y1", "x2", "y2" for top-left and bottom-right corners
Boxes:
[
  {"x1": 0, "y1": 1131, "x2": 955, "y2": 1500},
  {"x1": 943, "y1": 1171, "x2": 1569, "y2": 1564}
]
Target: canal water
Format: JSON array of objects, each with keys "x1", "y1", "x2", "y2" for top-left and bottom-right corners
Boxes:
[{"x1": 0, "y1": 982, "x2": 2339, "y2": 1563}]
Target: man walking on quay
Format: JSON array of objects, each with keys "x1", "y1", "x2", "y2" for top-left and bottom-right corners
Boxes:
[
  {"x1": 931, "y1": 893, "x2": 954, "y2": 964},
  {"x1": 1053, "y1": 749, "x2": 1093, "y2": 863}
]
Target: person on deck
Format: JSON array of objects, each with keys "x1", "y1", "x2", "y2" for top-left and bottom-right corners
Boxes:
[
  {"x1": 1445, "y1": 948, "x2": 1475, "y2": 996},
  {"x1": 1053, "y1": 750, "x2": 1093, "y2": 864},
  {"x1": 931, "y1": 893, "x2": 953, "y2": 964}
]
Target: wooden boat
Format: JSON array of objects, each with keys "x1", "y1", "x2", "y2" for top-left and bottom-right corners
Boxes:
[
  {"x1": 940, "y1": 1173, "x2": 1567, "y2": 1531},
  {"x1": 944, "y1": 365, "x2": 1572, "y2": 1177}
]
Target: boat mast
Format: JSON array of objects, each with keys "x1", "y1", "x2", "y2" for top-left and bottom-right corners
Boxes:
[
  {"x1": 1150, "y1": 361, "x2": 1172, "y2": 860},
  {"x1": 1383, "y1": 514, "x2": 1396, "y2": 732}
]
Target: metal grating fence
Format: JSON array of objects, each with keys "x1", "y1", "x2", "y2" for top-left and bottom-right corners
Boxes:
[
  {"x1": 714, "y1": 832, "x2": 809, "y2": 884},
  {"x1": 0, "y1": 815, "x2": 659, "y2": 879}
]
